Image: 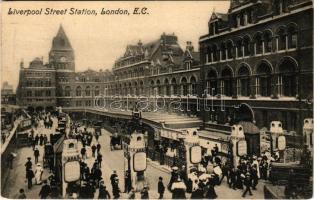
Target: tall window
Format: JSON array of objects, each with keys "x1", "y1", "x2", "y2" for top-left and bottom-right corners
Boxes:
[
  {"x1": 76, "y1": 86, "x2": 82, "y2": 96},
  {"x1": 256, "y1": 62, "x2": 272, "y2": 97},
  {"x1": 212, "y1": 44, "x2": 219, "y2": 62},
  {"x1": 164, "y1": 79, "x2": 170, "y2": 96},
  {"x1": 236, "y1": 39, "x2": 243, "y2": 58},
  {"x1": 171, "y1": 78, "x2": 178, "y2": 95},
  {"x1": 190, "y1": 76, "x2": 197, "y2": 95},
  {"x1": 278, "y1": 59, "x2": 297, "y2": 97},
  {"x1": 226, "y1": 40, "x2": 234, "y2": 59},
  {"x1": 220, "y1": 43, "x2": 226, "y2": 60},
  {"x1": 221, "y1": 67, "x2": 233, "y2": 97},
  {"x1": 85, "y1": 86, "x2": 91, "y2": 96},
  {"x1": 243, "y1": 36, "x2": 251, "y2": 57},
  {"x1": 207, "y1": 70, "x2": 218, "y2": 96},
  {"x1": 94, "y1": 86, "x2": 100, "y2": 96},
  {"x1": 237, "y1": 65, "x2": 251, "y2": 96},
  {"x1": 287, "y1": 25, "x2": 297, "y2": 49},
  {"x1": 254, "y1": 33, "x2": 263, "y2": 55},
  {"x1": 207, "y1": 46, "x2": 212, "y2": 63},
  {"x1": 65, "y1": 86, "x2": 71, "y2": 97},
  {"x1": 181, "y1": 77, "x2": 188, "y2": 96},
  {"x1": 264, "y1": 31, "x2": 273, "y2": 53},
  {"x1": 277, "y1": 27, "x2": 286, "y2": 51}
]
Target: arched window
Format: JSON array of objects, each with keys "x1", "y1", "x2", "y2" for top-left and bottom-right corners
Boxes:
[
  {"x1": 85, "y1": 86, "x2": 91, "y2": 96},
  {"x1": 226, "y1": 40, "x2": 234, "y2": 59},
  {"x1": 263, "y1": 30, "x2": 273, "y2": 53},
  {"x1": 65, "y1": 86, "x2": 71, "y2": 97},
  {"x1": 207, "y1": 70, "x2": 218, "y2": 96},
  {"x1": 207, "y1": 46, "x2": 212, "y2": 63},
  {"x1": 287, "y1": 24, "x2": 297, "y2": 49},
  {"x1": 236, "y1": 39, "x2": 243, "y2": 58},
  {"x1": 212, "y1": 44, "x2": 219, "y2": 62},
  {"x1": 221, "y1": 67, "x2": 233, "y2": 97},
  {"x1": 139, "y1": 81, "x2": 144, "y2": 95},
  {"x1": 164, "y1": 79, "x2": 170, "y2": 96},
  {"x1": 220, "y1": 43, "x2": 226, "y2": 60},
  {"x1": 171, "y1": 78, "x2": 178, "y2": 95},
  {"x1": 156, "y1": 80, "x2": 161, "y2": 96},
  {"x1": 243, "y1": 36, "x2": 251, "y2": 57},
  {"x1": 190, "y1": 76, "x2": 197, "y2": 95},
  {"x1": 276, "y1": 27, "x2": 286, "y2": 51},
  {"x1": 278, "y1": 58, "x2": 297, "y2": 97},
  {"x1": 237, "y1": 65, "x2": 251, "y2": 96},
  {"x1": 256, "y1": 62, "x2": 272, "y2": 97},
  {"x1": 94, "y1": 86, "x2": 100, "y2": 96},
  {"x1": 76, "y1": 86, "x2": 82, "y2": 96},
  {"x1": 150, "y1": 80, "x2": 155, "y2": 96},
  {"x1": 254, "y1": 32, "x2": 263, "y2": 55},
  {"x1": 181, "y1": 77, "x2": 188, "y2": 96}
]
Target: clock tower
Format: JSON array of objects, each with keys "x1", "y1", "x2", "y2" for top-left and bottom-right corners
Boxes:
[{"x1": 49, "y1": 25, "x2": 75, "y2": 71}]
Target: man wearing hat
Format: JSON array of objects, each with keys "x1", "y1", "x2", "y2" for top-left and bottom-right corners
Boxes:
[
  {"x1": 158, "y1": 177, "x2": 165, "y2": 199},
  {"x1": 98, "y1": 182, "x2": 110, "y2": 199},
  {"x1": 141, "y1": 186, "x2": 149, "y2": 199},
  {"x1": 242, "y1": 172, "x2": 253, "y2": 197},
  {"x1": 39, "y1": 180, "x2": 51, "y2": 199},
  {"x1": 34, "y1": 147, "x2": 40, "y2": 164}
]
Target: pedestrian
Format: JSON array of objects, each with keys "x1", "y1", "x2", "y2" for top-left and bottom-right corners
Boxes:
[
  {"x1": 35, "y1": 163, "x2": 44, "y2": 184},
  {"x1": 26, "y1": 169, "x2": 35, "y2": 189},
  {"x1": 34, "y1": 147, "x2": 40, "y2": 164},
  {"x1": 219, "y1": 162, "x2": 230, "y2": 185},
  {"x1": 112, "y1": 178, "x2": 121, "y2": 199},
  {"x1": 98, "y1": 182, "x2": 111, "y2": 199},
  {"x1": 110, "y1": 170, "x2": 118, "y2": 185},
  {"x1": 39, "y1": 180, "x2": 51, "y2": 199},
  {"x1": 43, "y1": 135, "x2": 48, "y2": 145},
  {"x1": 7, "y1": 152, "x2": 15, "y2": 169},
  {"x1": 190, "y1": 182, "x2": 203, "y2": 199},
  {"x1": 25, "y1": 157, "x2": 32, "y2": 176},
  {"x1": 95, "y1": 132, "x2": 99, "y2": 142},
  {"x1": 251, "y1": 165, "x2": 259, "y2": 190},
  {"x1": 32, "y1": 138, "x2": 36, "y2": 150},
  {"x1": 141, "y1": 186, "x2": 149, "y2": 199},
  {"x1": 97, "y1": 152, "x2": 103, "y2": 168},
  {"x1": 91, "y1": 144, "x2": 97, "y2": 157},
  {"x1": 17, "y1": 188, "x2": 26, "y2": 199},
  {"x1": 204, "y1": 180, "x2": 217, "y2": 199},
  {"x1": 158, "y1": 177, "x2": 165, "y2": 199},
  {"x1": 242, "y1": 172, "x2": 253, "y2": 197},
  {"x1": 229, "y1": 168, "x2": 236, "y2": 189},
  {"x1": 39, "y1": 134, "x2": 44, "y2": 146},
  {"x1": 171, "y1": 177, "x2": 186, "y2": 199},
  {"x1": 35, "y1": 134, "x2": 39, "y2": 145},
  {"x1": 124, "y1": 170, "x2": 132, "y2": 193},
  {"x1": 97, "y1": 143, "x2": 101, "y2": 153},
  {"x1": 128, "y1": 188, "x2": 136, "y2": 199},
  {"x1": 81, "y1": 147, "x2": 87, "y2": 160},
  {"x1": 93, "y1": 165, "x2": 102, "y2": 188}
]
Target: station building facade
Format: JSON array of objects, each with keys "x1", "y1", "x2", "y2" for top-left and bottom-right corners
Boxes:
[{"x1": 198, "y1": 0, "x2": 313, "y2": 154}]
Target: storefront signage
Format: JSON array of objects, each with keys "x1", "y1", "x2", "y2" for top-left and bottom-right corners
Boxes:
[
  {"x1": 277, "y1": 135, "x2": 286, "y2": 151},
  {"x1": 190, "y1": 146, "x2": 202, "y2": 164},
  {"x1": 64, "y1": 161, "x2": 80, "y2": 182},
  {"x1": 133, "y1": 152, "x2": 147, "y2": 172},
  {"x1": 20, "y1": 119, "x2": 31, "y2": 128},
  {"x1": 237, "y1": 140, "x2": 247, "y2": 156}
]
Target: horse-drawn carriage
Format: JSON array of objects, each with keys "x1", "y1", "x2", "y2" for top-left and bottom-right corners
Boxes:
[{"x1": 110, "y1": 132, "x2": 122, "y2": 151}]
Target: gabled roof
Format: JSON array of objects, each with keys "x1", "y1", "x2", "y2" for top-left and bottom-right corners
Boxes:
[{"x1": 210, "y1": 12, "x2": 229, "y2": 22}]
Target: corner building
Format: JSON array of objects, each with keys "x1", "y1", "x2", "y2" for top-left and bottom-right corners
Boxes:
[{"x1": 199, "y1": 0, "x2": 313, "y2": 155}]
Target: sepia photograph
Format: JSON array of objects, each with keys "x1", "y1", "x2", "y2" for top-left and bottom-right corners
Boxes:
[{"x1": 1, "y1": 0, "x2": 313, "y2": 199}]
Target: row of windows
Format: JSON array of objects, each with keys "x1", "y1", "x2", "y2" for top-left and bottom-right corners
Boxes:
[
  {"x1": 115, "y1": 55, "x2": 145, "y2": 68},
  {"x1": 63, "y1": 86, "x2": 100, "y2": 97},
  {"x1": 205, "y1": 24, "x2": 298, "y2": 63},
  {"x1": 24, "y1": 72, "x2": 52, "y2": 77},
  {"x1": 206, "y1": 59, "x2": 297, "y2": 97},
  {"x1": 25, "y1": 80, "x2": 52, "y2": 87},
  {"x1": 76, "y1": 100, "x2": 92, "y2": 107},
  {"x1": 25, "y1": 90, "x2": 52, "y2": 97}
]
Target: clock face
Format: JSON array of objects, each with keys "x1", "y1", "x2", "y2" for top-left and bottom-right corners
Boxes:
[{"x1": 60, "y1": 57, "x2": 67, "y2": 62}]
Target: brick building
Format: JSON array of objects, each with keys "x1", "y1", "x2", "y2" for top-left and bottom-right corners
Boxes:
[{"x1": 199, "y1": 0, "x2": 313, "y2": 154}]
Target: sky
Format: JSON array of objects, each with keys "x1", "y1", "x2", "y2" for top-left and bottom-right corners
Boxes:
[{"x1": 1, "y1": 1, "x2": 230, "y2": 90}]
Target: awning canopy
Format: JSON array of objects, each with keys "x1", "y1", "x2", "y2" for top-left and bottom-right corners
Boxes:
[{"x1": 239, "y1": 121, "x2": 260, "y2": 135}]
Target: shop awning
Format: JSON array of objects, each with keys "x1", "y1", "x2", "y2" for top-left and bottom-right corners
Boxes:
[{"x1": 239, "y1": 121, "x2": 260, "y2": 134}]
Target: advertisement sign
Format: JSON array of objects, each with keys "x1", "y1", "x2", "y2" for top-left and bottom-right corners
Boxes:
[
  {"x1": 64, "y1": 161, "x2": 80, "y2": 182},
  {"x1": 133, "y1": 152, "x2": 147, "y2": 172},
  {"x1": 277, "y1": 135, "x2": 286, "y2": 151},
  {"x1": 260, "y1": 128, "x2": 271, "y2": 153},
  {"x1": 237, "y1": 140, "x2": 247, "y2": 156},
  {"x1": 21, "y1": 119, "x2": 31, "y2": 128},
  {"x1": 190, "y1": 146, "x2": 202, "y2": 164}
]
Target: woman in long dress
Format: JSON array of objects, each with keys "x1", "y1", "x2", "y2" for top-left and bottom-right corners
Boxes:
[{"x1": 35, "y1": 163, "x2": 44, "y2": 184}]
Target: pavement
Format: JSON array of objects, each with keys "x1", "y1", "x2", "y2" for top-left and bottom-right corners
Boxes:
[{"x1": 2, "y1": 118, "x2": 266, "y2": 199}]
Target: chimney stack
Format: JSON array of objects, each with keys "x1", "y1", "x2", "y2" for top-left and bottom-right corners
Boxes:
[{"x1": 186, "y1": 41, "x2": 194, "y2": 52}]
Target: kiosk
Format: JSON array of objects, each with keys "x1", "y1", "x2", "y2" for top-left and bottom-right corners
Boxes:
[
  {"x1": 230, "y1": 125, "x2": 247, "y2": 167},
  {"x1": 183, "y1": 129, "x2": 202, "y2": 172}
]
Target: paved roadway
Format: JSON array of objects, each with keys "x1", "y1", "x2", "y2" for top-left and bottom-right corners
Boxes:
[{"x1": 2, "y1": 118, "x2": 265, "y2": 199}]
